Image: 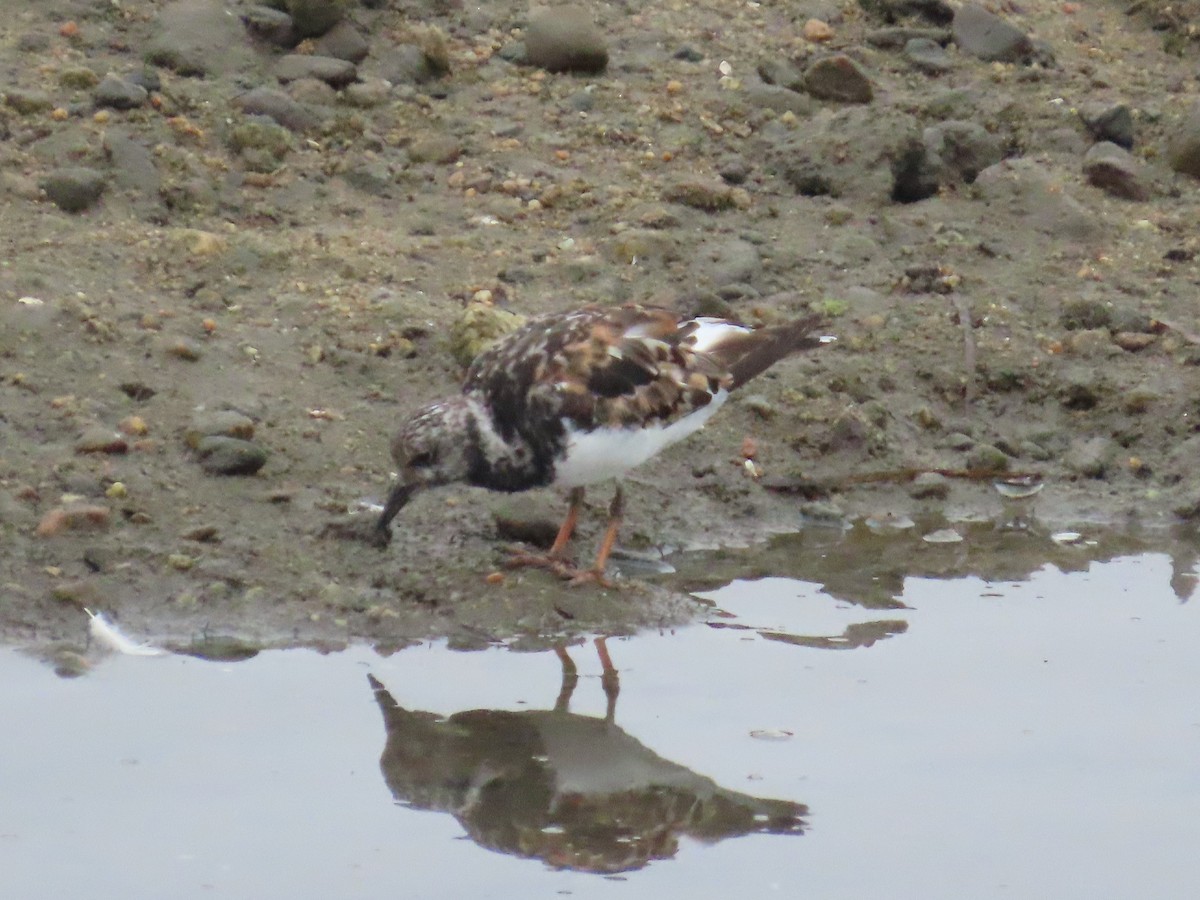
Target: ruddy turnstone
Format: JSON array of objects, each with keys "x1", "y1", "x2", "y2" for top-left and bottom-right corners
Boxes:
[{"x1": 374, "y1": 303, "x2": 830, "y2": 582}]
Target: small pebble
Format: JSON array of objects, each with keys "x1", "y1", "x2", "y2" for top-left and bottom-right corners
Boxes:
[
  {"x1": 35, "y1": 504, "x2": 111, "y2": 536},
  {"x1": 195, "y1": 436, "x2": 268, "y2": 476},
  {"x1": 922, "y1": 528, "x2": 963, "y2": 544},
  {"x1": 75, "y1": 428, "x2": 128, "y2": 455}
]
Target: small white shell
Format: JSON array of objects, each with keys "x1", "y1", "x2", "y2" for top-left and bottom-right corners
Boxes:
[{"x1": 922, "y1": 528, "x2": 964, "y2": 544}]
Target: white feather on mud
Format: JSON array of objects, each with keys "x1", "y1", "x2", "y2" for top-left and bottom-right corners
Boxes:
[{"x1": 85, "y1": 609, "x2": 165, "y2": 656}]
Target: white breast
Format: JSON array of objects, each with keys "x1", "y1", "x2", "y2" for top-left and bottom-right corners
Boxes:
[{"x1": 552, "y1": 390, "x2": 729, "y2": 487}]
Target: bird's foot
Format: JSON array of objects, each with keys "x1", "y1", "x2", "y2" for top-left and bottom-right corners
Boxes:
[
  {"x1": 502, "y1": 545, "x2": 575, "y2": 578},
  {"x1": 565, "y1": 567, "x2": 614, "y2": 589},
  {"x1": 502, "y1": 546, "x2": 615, "y2": 587}
]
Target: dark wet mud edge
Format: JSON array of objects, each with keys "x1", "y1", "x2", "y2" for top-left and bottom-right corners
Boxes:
[{"x1": 8, "y1": 470, "x2": 1198, "y2": 665}]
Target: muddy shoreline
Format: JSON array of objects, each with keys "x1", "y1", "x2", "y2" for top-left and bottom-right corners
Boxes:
[{"x1": 3, "y1": 0, "x2": 1200, "y2": 659}]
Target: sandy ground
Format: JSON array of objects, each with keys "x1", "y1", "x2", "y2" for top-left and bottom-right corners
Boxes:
[{"x1": 3, "y1": 0, "x2": 1200, "y2": 662}]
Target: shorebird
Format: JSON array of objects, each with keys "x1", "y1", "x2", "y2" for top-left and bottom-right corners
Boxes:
[{"x1": 373, "y1": 303, "x2": 830, "y2": 583}]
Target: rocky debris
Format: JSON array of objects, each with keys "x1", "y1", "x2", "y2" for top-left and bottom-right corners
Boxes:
[
  {"x1": 1082, "y1": 141, "x2": 1149, "y2": 201},
  {"x1": 859, "y1": 0, "x2": 955, "y2": 25},
  {"x1": 313, "y1": 20, "x2": 370, "y2": 63},
  {"x1": 865, "y1": 27, "x2": 951, "y2": 49},
  {"x1": 185, "y1": 411, "x2": 256, "y2": 448},
  {"x1": 922, "y1": 120, "x2": 1003, "y2": 185},
  {"x1": 35, "y1": 504, "x2": 111, "y2": 537},
  {"x1": 757, "y1": 57, "x2": 806, "y2": 93},
  {"x1": 910, "y1": 472, "x2": 951, "y2": 499},
  {"x1": 240, "y1": 5, "x2": 295, "y2": 47},
  {"x1": 275, "y1": 55, "x2": 358, "y2": 89},
  {"x1": 663, "y1": 179, "x2": 748, "y2": 211},
  {"x1": 804, "y1": 54, "x2": 874, "y2": 104},
  {"x1": 74, "y1": 428, "x2": 129, "y2": 455},
  {"x1": 278, "y1": 0, "x2": 349, "y2": 39},
  {"x1": 227, "y1": 119, "x2": 294, "y2": 172},
  {"x1": 196, "y1": 436, "x2": 269, "y2": 476},
  {"x1": 144, "y1": 0, "x2": 255, "y2": 77},
  {"x1": 1064, "y1": 436, "x2": 1117, "y2": 478},
  {"x1": 1079, "y1": 103, "x2": 1134, "y2": 150},
  {"x1": 904, "y1": 37, "x2": 952, "y2": 75},
  {"x1": 232, "y1": 87, "x2": 320, "y2": 133},
  {"x1": 40, "y1": 168, "x2": 106, "y2": 213},
  {"x1": 4, "y1": 87, "x2": 53, "y2": 114},
  {"x1": 94, "y1": 74, "x2": 148, "y2": 110},
  {"x1": 1167, "y1": 104, "x2": 1200, "y2": 179},
  {"x1": 951, "y1": 3, "x2": 1032, "y2": 63},
  {"x1": 523, "y1": 5, "x2": 609, "y2": 74}
]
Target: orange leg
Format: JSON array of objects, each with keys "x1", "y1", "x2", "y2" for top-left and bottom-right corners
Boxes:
[
  {"x1": 504, "y1": 487, "x2": 585, "y2": 575},
  {"x1": 568, "y1": 485, "x2": 624, "y2": 587},
  {"x1": 548, "y1": 487, "x2": 585, "y2": 557}
]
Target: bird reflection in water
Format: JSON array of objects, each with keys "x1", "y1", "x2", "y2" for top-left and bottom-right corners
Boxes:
[{"x1": 368, "y1": 639, "x2": 807, "y2": 873}]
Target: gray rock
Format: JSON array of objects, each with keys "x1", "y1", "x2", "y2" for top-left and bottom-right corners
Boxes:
[
  {"x1": 185, "y1": 410, "x2": 255, "y2": 448},
  {"x1": 1064, "y1": 436, "x2": 1115, "y2": 478},
  {"x1": 1079, "y1": 102, "x2": 1134, "y2": 149},
  {"x1": 275, "y1": 54, "x2": 357, "y2": 89},
  {"x1": 407, "y1": 135, "x2": 462, "y2": 165},
  {"x1": 757, "y1": 57, "x2": 806, "y2": 93},
  {"x1": 286, "y1": 77, "x2": 338, "y2": 107},
  {"x1": 744, "y1": 82, "x2": 814, "y2": 116},
  {"x1": 40, "y1": 168, "x2": 107, "y2": 213},
  {"x1": 966, "y1": 443, "x2": 1009, "y2": 472},
  {"x1": 144, "y1": 0, "x2": 255, "y2": 77},
  {"x1": 923, "y1": 119, "x2": 1002, "y2": 184},
  {"x1": 859, "y1": 0, "x2": 955, "y2": 24},
  {"x1": 379, "y1": 44, "x2": 441, "y2": 86},
  {"x1": 103, "y1": 130, "x2": 161, "y2": 195},
  {"x1": 343, "y1": 78, "x2": 392, "y2": 109},
  {"x1": 196, "y1": 436, "x2": 268, "y2": 476},
  {"x1": 1167, "y1": 103, "x2": 1200, "y2": 179},
  {"x1": 279, "y1": 0, "x2": 349, "y2": 39},
  {"x1": 314, "y1": 20, "x2": 369, "y2": 63},
  {"x1": 94, "y1": 74, "x2": 148, "y2": 110},
  {"x1": 904, "y1": 37, "x2": 952, "y2": 74},
  {"x1": 233, "y1": 87, "x2": 319, "y2": 133},
  {"x1": 865, "y1": 27, "x2": 952, "y2": 49},
  {"x1": 910, "y1": 471, "x2": 951, "y2": 499},
  {"x1": 524, "y1": 5, "x2": 609, "y2": 74},
  {"x1": 804, "y1": 54, "x2": 874, "y2": 103},
  {"x1": 1083, "y1": 141, "x2": 1149, "y2": 201},
  {"x1": 240, "y1": 5, "x2": 295, "y2": 47},
  {"x1": 952, "y1": 3, "x2": 1033, "y2": 63}
]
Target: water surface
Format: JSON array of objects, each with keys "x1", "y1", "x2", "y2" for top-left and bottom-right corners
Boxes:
[{"x1": 4, "y1": 552, "x2": 1199, "y2": 899}]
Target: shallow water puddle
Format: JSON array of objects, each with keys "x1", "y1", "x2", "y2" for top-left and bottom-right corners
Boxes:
[{"x1": 4, "y1": 554, "x2": 1200, "y2": 899}]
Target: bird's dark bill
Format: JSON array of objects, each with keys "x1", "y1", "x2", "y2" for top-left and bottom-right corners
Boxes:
[{"x1": 376, "y1": 481, "x2": 418, "y2": 537}]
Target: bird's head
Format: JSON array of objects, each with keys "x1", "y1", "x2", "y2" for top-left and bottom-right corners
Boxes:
[
  {"x1": 391, "y1": 399, "x2": 477, "y2": 492},
  {"x1": 374, "y1": 400, "x2": 476, "y2": 543}
]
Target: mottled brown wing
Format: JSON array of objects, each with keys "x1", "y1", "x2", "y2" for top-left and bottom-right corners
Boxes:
[
  {"x1": 462, "y1": 307, "x2": 606, "y2": 441},
  {"x1": 545, "y1": 305, "x2": 732, "y2": 429}
]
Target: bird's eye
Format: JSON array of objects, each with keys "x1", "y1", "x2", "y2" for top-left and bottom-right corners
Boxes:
[{"x1": 408, "y1": 451, "x2": 435, "y2": 468}]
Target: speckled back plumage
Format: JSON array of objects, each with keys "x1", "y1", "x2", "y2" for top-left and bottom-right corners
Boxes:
[{"x1": 464, "y1": 304, "x2": 824, "y2": 440}]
